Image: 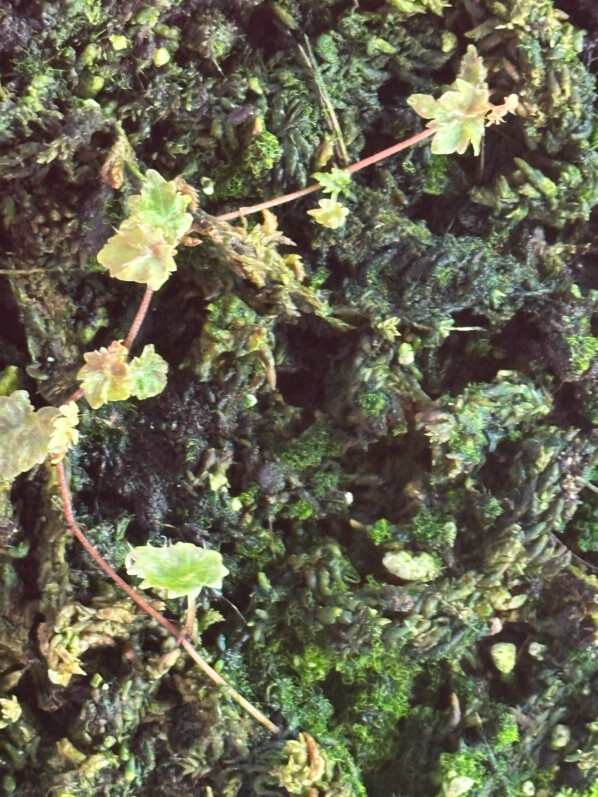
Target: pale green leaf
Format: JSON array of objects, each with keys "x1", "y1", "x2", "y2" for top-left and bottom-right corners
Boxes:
[
  {"x1": 311, "y1": 168, "x2": 353, "y2": 200},
  {"x1": 490, "y1": 642, "x2": 517, "y2": 675},
  {"x1": 444, "y1": 776, "x2": 475, "y2": 797},
  {"x1": 382, "y1": 550, "x2": 441, "y2": 582},
  {"x1": 125, "y1": 542, "x2": 229, "y2": 599},
  {"x1": 456, "y1": 43, "x2": 487, "y2": 89},
  {"x1": 127, "y1": 169, "x2": 192, "y2": 245},
  {"x1": 129, "y1": 344, "x2": 168, "y2": 400},
  {"x1": 307, "y1": 198, "x2": 349, "y2": 229},
  {"x1": 97, "y1": 220, "x2": 177, "y2": 291},
  {"x1": 0, "y1": 390, "x2": 58, "y2": 481},
  {"x1": 406, "y1": 93, "x2": 438, "y2": 119},
  {"x1": 387, "y1": 0, "x2": 450, "y2": 14},
  {"x1": 77, "y1": 341, "x2": 132, "y2": 409},
  {"x1": 431, "y1": 117, "x2": 484, "y2": 156},
  {"x1": 47, "y1": 401, "x2": 80, "y2": 461},
  {"x1": 407, "y1": 45, "x2": 517, "y2": 157},
  {"x1": 0, "y1": 696, "x2": 21, "y2": 729}
]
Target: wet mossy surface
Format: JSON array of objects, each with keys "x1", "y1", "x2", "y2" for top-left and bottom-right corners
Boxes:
[{"x1": 3, "y1": 1, "x2": 598, "y2": 795}]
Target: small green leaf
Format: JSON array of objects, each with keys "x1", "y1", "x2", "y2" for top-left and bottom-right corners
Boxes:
[
  {"x1": 387, "y1": 0, "x2": 450, "y2": 14},
  {"x1": 0, "y1": 390, "x2": 59, "y2": 481},
  {"x1": 311, "y1": 168, "x2": 353, "y2": 201},
  {"x1": 406, "y1": 94, "x2": 438, "y2": 119},
  {"x1": 307, "y1": 198, "x2": 349, "y2": 229},
  {"x1": 490, "y1": 642, "x2": 517, "y2": 675},
  {"x1": 129, "y1": 344, "x2": 168, "y2": 400},
  {"x1": 47, "y1": 402, "x2": 80, "y2": 462},
  {"x1": 97, "y1": 220, "x2": 177, "y2": 291},
  {"x1": 444, "y1": 777, "x2": 475, "y2": 797},
  {"x1": 125, "y1": 542, "x2": 229, "y2": 599},
  {"x1": 0, "y1": 696, "x2": 21, "y2": 729},
  {"x1": 127, "y1": 169, "x2": 192, "y2": 246},
  {"x1": 431, "y1": 117, "x2": 485, "y2": 156},
  {"x1": 456, "y1": 43, "x2": 487, "y2": 90},
  {"x1": 77, "y1": 341, "x2": 132, "y2": 409},
  {"x1": 382, "y1": 550, "x2": 441, "y2": 582}
]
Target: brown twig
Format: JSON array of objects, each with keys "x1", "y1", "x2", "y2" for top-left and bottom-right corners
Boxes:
[
  {"x1": 0, "y1": 268, "x2": 48, "y2": 274},
  {"x1": 54, "y1": 460, "x2": 280, "y2": 735},
  {"x1": 298, "y1": 39, "x2": 349, "y2": 166}
]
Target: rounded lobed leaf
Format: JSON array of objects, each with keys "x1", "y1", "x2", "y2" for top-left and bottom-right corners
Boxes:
[
  {"x1": 129, "y1": 344, "x2": 168, "y2": 400},
  {"x1": 125, "y1": 542, "x2": 229, "y2": 599},
  {"x1": 431, "y1": 117, "x2": 485, "y2": 156},
  {"x1": 0, "y1": 390, "x2": 59, "y2": 481},
  {"x1": 97, "y1": 220, "x2": 177, "y2": 291},
  {"x1": 77, "y1": 341, "x2": 132, "y2": 409},
  {"x1": 456, "y1": 44, "x2": 488, "y2": 90},
  {"x1": 307, "y1": 198, "x2": 349, "y2": 229},
  {"x1": 127, "y1": 169, "x2": 192, "y2": 246},
  {"x1": 407, "y1": 45, "x2": 517, "y2": 157}
]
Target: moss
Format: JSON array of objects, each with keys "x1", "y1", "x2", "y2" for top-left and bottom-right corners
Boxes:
[
  {"x1": 358, "y1": 391, "x2": 388, "y2": 417},
  {"x1": 6, "y1": 0, "x2": 598, "y2": 795},
  {"x1": 280, "y1": 420, "x2": 343, "y2": 474},
  {"x1": 410, "y1": 505, "x2": 457, "y2": 548},
  {"x1": 369, "y1": 518, "x2": 394, "y2": 546},
  {"x1": 494, "y1": 713, "x2": 520, "y2": 752},
  {"x1": 566, "y1": 331, "x2": 598, "y2": 374}
]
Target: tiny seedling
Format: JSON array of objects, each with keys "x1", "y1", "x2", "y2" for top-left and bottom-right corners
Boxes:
[{"x1": 125, "y1": 542, "x2": 229, "y2": 639}]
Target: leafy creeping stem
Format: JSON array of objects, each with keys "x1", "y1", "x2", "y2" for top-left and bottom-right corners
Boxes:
[
  {"x1": 0, "y1": 169, "x2": 279, "y2": 734},
  {"x1": 0, "y1": 44, "x2": 517, "y2": 739},
  {"x1": 217, "y1": 46, "x2": 517, "y2": 227}
]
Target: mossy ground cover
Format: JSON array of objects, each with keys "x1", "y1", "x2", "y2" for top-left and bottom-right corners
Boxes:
[{"x1": 3, "y1": 1, "x2": 598, "y2": 795}]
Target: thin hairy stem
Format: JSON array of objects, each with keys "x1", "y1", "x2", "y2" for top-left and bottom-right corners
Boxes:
[
  {"x1": 65, "y1": 387, "x2": 85, "y2": 403},
  {"x1": 0, "y1": 268, "x2": 48, "y2": 274},
  {"x1": 54, "y1": 460, "x2": 280, "y2": 735},
  {"x1": 215, "y1": 127, "x2": 435, "y2": 223}
]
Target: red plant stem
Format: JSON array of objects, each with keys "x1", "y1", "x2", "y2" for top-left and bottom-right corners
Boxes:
[
  {"x1": 64, "y1": 285, "x2": 154, "y2": 404},
  {"x1": 345, "y1": 128, "x2": 435, "y2": 174},
  {"x1": 51, "y1": 127, "x2": 436, "y2": 732},
  {"x1": 54, "y1": 460, "x2": 280, "y2": 735},
  {"x1": 216, "y1": 183, "x2": 320, "y2": 222},
  {"x1": 124, "y1": 285, "x2": 153, "y2": 350},
  {"x1": 66, "y1": 388, "x2": 85, "y2": 403},
  {"x1": 215, "y1": 127, "x2": 435, "y2": 223}
]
